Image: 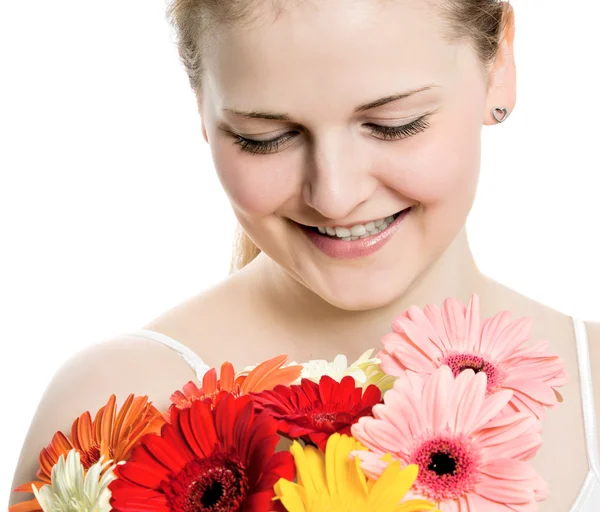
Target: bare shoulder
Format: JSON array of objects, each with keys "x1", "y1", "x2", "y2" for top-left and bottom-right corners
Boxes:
[
  {"x1": 8, "y1": 333, "x2": 201, "y2": 507},
  {"x1": 141, "y1": 264, "x2": 280, "y2": 370},
  {"x1": 478, "y1": 275, "x2": 578, "y2": 341},
  {"x1": 9, "y1": 263, "x2": 271, "y2": 508}
]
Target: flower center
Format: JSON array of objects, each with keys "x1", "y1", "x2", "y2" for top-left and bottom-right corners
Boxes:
[
  {"x1": 312, "y1": 411, "x2": 350, "y2": 429},
  {"x1": 443, "y1": 353, "x2": 503, "y2": 395},
  {"x1": 79, "y1": 445, "x2": 114, "y2": 470},
  {"x1": 299, "y1": 400, "x2": 356, "y2": 432},
  {"x1": 427, "y1": 452, "x2": 457, "y2": 476},
  {"x1": 199, "y1": 481, "x2": 224, "y2": 508},
  {"x1": 164, "y1": 452, "x2": 249, "y2": 511},
  {"x1": 411, "y1": 435, "x2": 480, "y2": 501}
]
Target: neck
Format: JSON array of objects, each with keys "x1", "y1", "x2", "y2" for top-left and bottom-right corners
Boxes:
[{"x1": 247, "y1": 225, "x2": 488, "y2": 355}]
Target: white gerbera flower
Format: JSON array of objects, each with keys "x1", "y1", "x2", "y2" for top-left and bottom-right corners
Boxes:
[
  {"x1": 33, "y1": 449, "x2": 117, "y2": 512},
  {"x1": 296, "y1": 349, "x2": 397, "y2": 392},
  {"x1": 295, "y1": 350, "x2": 372, "y2": 384},
  {"x1": 238, "y1": 349, "x2": 397, "y2": 393}
]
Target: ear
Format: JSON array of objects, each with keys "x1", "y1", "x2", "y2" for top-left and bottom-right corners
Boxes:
[{"x1": 483, "y1": 4, "x2": 516, "y2": 126}]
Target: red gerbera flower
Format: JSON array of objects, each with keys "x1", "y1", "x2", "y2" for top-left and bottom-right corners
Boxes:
[
  {"x1": 251, "y1": 375, "x2": 382, "y2": 451},
  {"x1": 109, "y1": 391, "x2": 295, "y2": 511}
]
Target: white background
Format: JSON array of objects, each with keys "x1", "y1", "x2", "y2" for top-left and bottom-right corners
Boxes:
[{"x1": 1, "y1": 0, "x2": 598, "y2": 505}]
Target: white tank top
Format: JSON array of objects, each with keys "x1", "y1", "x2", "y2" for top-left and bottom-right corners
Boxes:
[{"x1": 126, "y1": 316, "x2": 600, "y2": 511}]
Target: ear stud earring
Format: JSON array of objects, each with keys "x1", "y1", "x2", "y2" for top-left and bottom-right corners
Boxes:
[{"x1": 492, "y1": 107, "x2": 510, "y2": 123}]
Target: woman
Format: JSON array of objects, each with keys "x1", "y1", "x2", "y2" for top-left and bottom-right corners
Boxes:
[{"x1": 8, "y1": 0, "x2": 600, "y2": 510}]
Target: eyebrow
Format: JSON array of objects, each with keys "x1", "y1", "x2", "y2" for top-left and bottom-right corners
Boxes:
[{"x1": 223, "y1": 84, "x2": 439, "y2": 121}]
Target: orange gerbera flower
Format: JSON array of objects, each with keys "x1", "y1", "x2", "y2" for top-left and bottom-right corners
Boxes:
[
  {"x1": 165, "y1": 354, "x2": 302, "y2": 421},
  {"x1": 9, "y1": 393, "x2": 165, "y2": 512}
]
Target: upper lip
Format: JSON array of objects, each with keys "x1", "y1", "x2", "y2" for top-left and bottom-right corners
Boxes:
[{"x1": 296, "y1": 205, "x2": 413, "y2": 229}]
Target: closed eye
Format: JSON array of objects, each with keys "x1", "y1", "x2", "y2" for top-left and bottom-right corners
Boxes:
[{"x1": 232, "y1": 114, "x2": 432, "y2": 155}]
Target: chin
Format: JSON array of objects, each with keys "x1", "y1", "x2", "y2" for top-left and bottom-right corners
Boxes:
[
  {"x1": 309, "y1": 271, "x2": 415, "y2": 313},
  {"x1": 322, "y1": 294, "x2": 398, "y2": 312}
]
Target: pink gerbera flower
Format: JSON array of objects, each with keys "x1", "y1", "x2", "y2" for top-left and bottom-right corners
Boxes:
[
  {"x1": 379, "y1": 293, "x2": 567, "y2": 418},
  {"x1": 351, "y1": 366, "x2": 547, "y2": 511}
]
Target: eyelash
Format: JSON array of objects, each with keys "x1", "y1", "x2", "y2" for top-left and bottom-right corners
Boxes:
[{"x1": 232, "y1": 115, "x2": 431, "y2": 155}]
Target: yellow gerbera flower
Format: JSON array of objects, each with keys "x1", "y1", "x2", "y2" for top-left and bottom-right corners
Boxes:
[
  {"x1": 273, "y1": 433, "x2": 438, "y2": 512},
  {"x1": 353, "y1": 350, "x2": 398, "y2": 393}
]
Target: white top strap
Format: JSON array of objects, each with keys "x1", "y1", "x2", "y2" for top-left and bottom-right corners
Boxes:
[
  {"x1": 573, "y1": 316, "x2": 600, "y2": 477},
  {"x1": 127, "y1": 328, "x2": 211, "y2": 381}
]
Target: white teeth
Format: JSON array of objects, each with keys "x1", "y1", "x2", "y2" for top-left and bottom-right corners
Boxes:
[
  {"x1": 350, "y1": 224, "x2": 367, "y2": 236},
  {"x1": 315, "y1": 212, "x2": 403, "y2": 240},
  {"x1": 335, "y1": 227, "x2": 352, "y2": 238}
]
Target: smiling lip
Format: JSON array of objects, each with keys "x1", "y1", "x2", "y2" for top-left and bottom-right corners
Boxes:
[{"x1": 297, "y1": 206, "x2": 413, "y2": 259}]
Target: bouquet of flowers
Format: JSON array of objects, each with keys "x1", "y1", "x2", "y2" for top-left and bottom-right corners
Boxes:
[{"x1": 10, "y1": 294, "x2": 567, "y2": 512}]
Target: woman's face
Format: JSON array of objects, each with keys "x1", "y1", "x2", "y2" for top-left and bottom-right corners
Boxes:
[{"x1": 198, "y1": 0, "x2": 513, "y2": 311}]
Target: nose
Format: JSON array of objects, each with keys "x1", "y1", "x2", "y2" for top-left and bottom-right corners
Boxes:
[{"x1": 302, "y1": 134, "x2": 375, "y2": 221}]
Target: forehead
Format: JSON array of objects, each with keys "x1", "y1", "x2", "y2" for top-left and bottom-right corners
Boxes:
[{"x1": 203, "y1": 0, "x2": 469, "y2": 120}]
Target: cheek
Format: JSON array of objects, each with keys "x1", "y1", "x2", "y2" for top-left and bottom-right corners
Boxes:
[
  {"x1": 210, "y1": 140, "x2": 298, "y2": 217},
  {"x1": 379, "y1": 105, "x2": 482, "y2": 209}
]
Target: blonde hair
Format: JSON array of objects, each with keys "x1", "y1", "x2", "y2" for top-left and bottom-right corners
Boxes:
[
  {"x1": 166, "y1": 0, "x2": 514, "y2": 274},
  {"x1": 229, "y1": 222, "x2": 262, "y2": 274}
]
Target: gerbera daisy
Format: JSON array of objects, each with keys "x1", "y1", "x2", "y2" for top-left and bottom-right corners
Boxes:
[
  {"x1": 109, "y1": 391, "x2": 295, "y2": 511},
  {"x1": 274, "y1": 433, "x2": 437, "y2": 512},
  {"x1": 251, "y1": 375, "x2": 381, "y2": 451},
  {"x1": 293, "y1": 350, "x2": 397, "y2": 393},
  {"x1": 295, "y1": 352, "x2": 373, "y2": 383},
  {"x1": 351, "y1": 366, "x2": 547, "y2": 511},
  {"x1": 32, "y1": 449, "x2": 117, "y2": 512},
  {"x1": 9, "y1": 394, "x2": 164, "y2": 512},
  {"x1": 378, "y1": 293, "x2": 567, "y2": 418},
  {"x1": 166, "y1": 355, "x2": 302, "y2": 420},
  {"x1": 353, "y1": 351, "x2": 398, "y2": 394}
]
